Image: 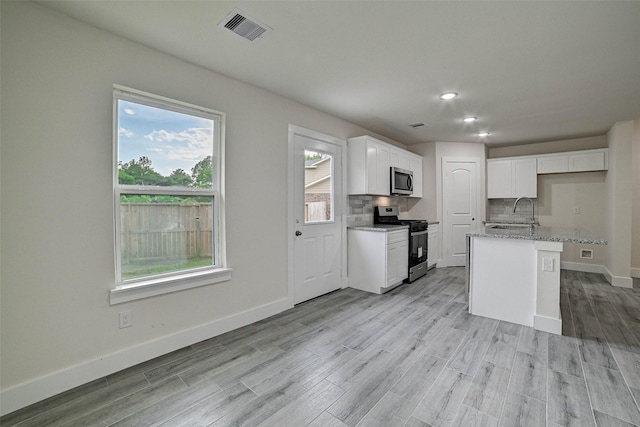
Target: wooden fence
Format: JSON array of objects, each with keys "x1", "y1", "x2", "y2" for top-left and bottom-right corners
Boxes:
[{"x1": 120, "y1": 203, "x2": 213, "y2": 265}]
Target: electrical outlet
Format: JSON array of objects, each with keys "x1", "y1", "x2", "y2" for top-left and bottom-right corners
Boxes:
[
  {"x1": 119, "y1": 310, "x2": 132, "y2": 329},
  {"x1": 573, "y1": 206, "x2": 581, "y2": 214},
  {"x1": 542, "y1": 257, "x2": 554, "y2": 272}
]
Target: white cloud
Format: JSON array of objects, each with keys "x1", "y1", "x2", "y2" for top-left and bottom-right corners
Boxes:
[
  {"x1": 144, "y1": 127, "x2": 213, "y2": 161},
  {"x1": 124, "y1": 108, "x2": 135, "y2": 115},
  {"x1": 119, "y1": 127, "x2": 134, "y2": 138}
]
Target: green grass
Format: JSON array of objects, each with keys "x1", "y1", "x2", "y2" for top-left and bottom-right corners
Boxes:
[{"x1": 122, "y1": 256, "x2": 212, "y2": 280}]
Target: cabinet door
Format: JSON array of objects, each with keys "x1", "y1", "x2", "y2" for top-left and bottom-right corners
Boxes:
[
  {"x1": 512, "y1": 158, "x2": 537, "y2": 198},
  {"x1": 366, "y1": 141, "x2": 390, "y2": 195},
  {"x1": 386, "y1": 240, "x2": 408, "y2": 287},
  {"x1": 428, "y1": 224, "x2": 438, "y2": 268},
  {"x1": 569, "y1": 151, "x2": 607, "y2": 172},
  {"x1": 390, "y1": 148, "x2": 410, "y2": 169},
  {"x1": 537, "y1": 155, "x2": 569, "y2": 174},
  {"x1": 487, "y1": 160, "x2": 512, "y2": 198},
  {"x1": 409, "y1": 155, "x2": 423, "y2": 198},
  {"x1": 397, "y1": 239, "x2": 408, "y2": 281}
]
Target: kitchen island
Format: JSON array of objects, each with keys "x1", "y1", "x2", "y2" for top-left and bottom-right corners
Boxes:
[{"x1": 466, "y1": 225, "x2": 606, "y2": 335}]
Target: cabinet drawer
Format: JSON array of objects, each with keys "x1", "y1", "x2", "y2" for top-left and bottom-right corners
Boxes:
[{"x1": 386, "y1": 229, "x2": 408, "y2": 244}]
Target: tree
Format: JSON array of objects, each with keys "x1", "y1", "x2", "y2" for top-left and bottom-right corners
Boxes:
[
  {"x1": 191, "y1": 156, "x2": 213, "y2": 188},
  {"x1": 118, "y1": 156, "x2": 164, "y2": 186},
  {"x1": 167, "y1": 168, "x2": 193, "y2": 187}
]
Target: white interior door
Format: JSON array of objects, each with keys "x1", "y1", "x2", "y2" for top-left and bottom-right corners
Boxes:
[
  {"x1": 442, "y1": 159, "x2": 478, "y2": 267},
  {"x1": 290, "y1": 126, "x2": 345, "y2": 304}
]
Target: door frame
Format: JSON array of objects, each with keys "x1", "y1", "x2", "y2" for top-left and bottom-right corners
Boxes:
[
  {"x1": 287, "y1": 124, "x2": 347, "y2": 306},
  {"x1": 440, "y1": 156, "x2": 484, "y2": 267}
]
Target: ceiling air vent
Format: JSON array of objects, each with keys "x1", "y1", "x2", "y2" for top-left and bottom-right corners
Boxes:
[{"x1": 219, "y1": 8, "x2": 272, "y2": 42}]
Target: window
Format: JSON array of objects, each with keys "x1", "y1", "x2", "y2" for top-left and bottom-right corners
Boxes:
[
  {"x1": 111, "y1": 86, "x2": 229, "y2": 304},
  {"x1": 304, "y1": 150, "x2": 333, "y2": 223}
]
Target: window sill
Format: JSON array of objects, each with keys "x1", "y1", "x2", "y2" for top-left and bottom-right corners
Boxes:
[{"x1": 110, "y1": 268, "x2": 232, "y2": 305}]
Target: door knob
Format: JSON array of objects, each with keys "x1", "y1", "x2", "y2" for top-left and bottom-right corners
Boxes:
[{"x1": 295, "y1": 230, "x2": 302, "y2": 236}]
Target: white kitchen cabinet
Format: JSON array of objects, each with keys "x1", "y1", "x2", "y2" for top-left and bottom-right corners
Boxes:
[
  {"x1": 568, "y1": 150, "x2": 607, "y2": 172},
  {"x1": 537, "y1": 155, "x2": 569, "y2": 174},
  {"x1": 348, "y1": 135, "x2": 423, "y2": 197},
  {"x1": 487, "y1": 157, "x2": 537, "y2": 199},
  {"x1": 409, "y1": 154, "x2": 423, "y2": 198},
  {"x1": 390, "y1": 148, "x2": 411, "y2": 170},
  {"x1": 347, "y1": 136, "x2": 390, "y2": 195},
  {"x1": 537, "y1": 149, "x2": 608, "y2": 174},
  {"x1": 348, "y1": 228, "x2": 408, "y2": 294},
  {"x1": 427, "y1": 223, "x2": 439, "y2": 269}
]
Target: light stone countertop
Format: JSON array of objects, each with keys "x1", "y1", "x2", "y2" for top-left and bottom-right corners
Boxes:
[
  {"x1": 467, "y1": 226, "x2": 607, "y2": 245},
  {"x1": 348, "y1": 224, "x2": 409, "y2": 232}
]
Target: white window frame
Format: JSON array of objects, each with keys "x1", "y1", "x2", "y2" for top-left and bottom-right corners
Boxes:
[{"x1": 110, "y1": 85, "x2": 230, "y2": 304}]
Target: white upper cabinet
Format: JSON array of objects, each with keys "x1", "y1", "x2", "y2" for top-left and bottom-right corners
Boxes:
[
  {"x1": 487, "y1": 157, "x2": 537, "y2": 199},
  {"x1": 348, "y1": 135, "x2": 423, "y2": 197},
  {"x1": 537, "y1": 149, "x2": 608, "y2": 174},
  {"x1": 348, "y1": 136, "x2": 390, "y2": 196},
  {"x1": 568, "y1": 150, "x2": 607, "y2": 172},
  {"x1": 409, "y1": 154, "x2": 423, "y2": 198},
  {"x1": 537, "y1": 155, "x2": 569, "y2": 174},
  {"x1": 390, "y1": 149, "x2": 411, "y2": 170}
]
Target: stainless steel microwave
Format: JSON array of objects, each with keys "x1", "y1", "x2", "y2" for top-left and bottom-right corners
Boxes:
[{"x1": 390, "y1": 167, "x2": 413, "y2": 195}]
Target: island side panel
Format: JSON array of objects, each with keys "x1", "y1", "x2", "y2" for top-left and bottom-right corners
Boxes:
[
  {"x1": 469, "y1": 236, "x2": 537, "y2": 327},
  {"x1": 533, "y1": 240, "x2": 563, "y2": 335}
]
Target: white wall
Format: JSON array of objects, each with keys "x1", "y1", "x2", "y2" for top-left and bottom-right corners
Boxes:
[
  {"x1": 632, "y1": 117, "x2": 640, "y2": 277},
  {"x1": 0, "y1": 2, "x2": 403, "y2": 413},
  {"x1": 605, "y1": 121, "x2": 634, "y2": 287}
]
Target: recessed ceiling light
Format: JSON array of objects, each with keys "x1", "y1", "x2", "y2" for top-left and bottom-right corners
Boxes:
[
  {"x1": 463, "y1": 117, "x2": 477, "y2": 123},
  {"x1": 477, "y1": 132, "x2": 490, "y2": 137},
  {"x1": 439, "y1": 92, "x2": 458, "y2": 100}
]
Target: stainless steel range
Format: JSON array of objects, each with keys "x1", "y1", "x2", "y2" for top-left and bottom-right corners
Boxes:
[{"x1": 374, "y1": 206, "x2": 428, "y2": 282}]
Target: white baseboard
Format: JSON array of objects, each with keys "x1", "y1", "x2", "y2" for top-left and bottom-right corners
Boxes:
[
  {"x1": 560, "y1": 261, "x2": 604, "y2": 274},
  {"x1": 602, "y1": 266, "x2": 634, "y2": 289},
  {"x1": 0, "y1": 298, "x2": 292, "y2": 416},
  {"x1": 560, "y1": 262, "x2": 633, "y2": 288},
  {"x1": 631, "y1": 268, "x2": 640, "y2": 279},
  {"x1": 534, "y1": 314, "x2": 562, "y2": 335}
]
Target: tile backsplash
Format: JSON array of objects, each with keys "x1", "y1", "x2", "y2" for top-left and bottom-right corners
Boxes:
[
  {"x1": 488, "y1": 198, "x2": 539, "y2": 223},
  {"x1": 347, "y1": 195, "x2": 409, "y2": 227}
]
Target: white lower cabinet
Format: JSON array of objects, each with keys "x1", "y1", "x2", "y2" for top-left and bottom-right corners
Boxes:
[
  {"x1": 348, "y1": 228, "x2": 408, "y2": 294},
  {"x1": 428, "y1": 223, "x2": 439, "y2": 269}
]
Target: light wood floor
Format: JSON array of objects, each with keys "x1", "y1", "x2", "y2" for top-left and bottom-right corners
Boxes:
[{"x1": 2, "y1": 268, "x2": 639, "y2": 426}]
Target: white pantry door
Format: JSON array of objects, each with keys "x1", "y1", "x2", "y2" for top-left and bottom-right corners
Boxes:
[
  {"x1": 290, "y1": 126, "x2": 345, "y2": 304},
  {"x1": 442, "y1": 159, "x2": 478, "y2": 267}
]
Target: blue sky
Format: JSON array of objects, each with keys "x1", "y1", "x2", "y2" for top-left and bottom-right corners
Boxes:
[{"x1": 117, "y1": 100, "x2": 213, "y2": 177}]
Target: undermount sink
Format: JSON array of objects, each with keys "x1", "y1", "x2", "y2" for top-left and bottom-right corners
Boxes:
[{"x1": 487, "y1": 224, "x2": 533, "y2": 230}]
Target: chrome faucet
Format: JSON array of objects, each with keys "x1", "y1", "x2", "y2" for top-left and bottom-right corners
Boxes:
[{"x1": 513, "y1": 197, "x2": 535, "y2": 228}]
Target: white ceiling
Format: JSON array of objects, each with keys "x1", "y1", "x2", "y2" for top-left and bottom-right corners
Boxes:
[{"x1": 37, "y1": 1, "x2": 640, "y2": 146}]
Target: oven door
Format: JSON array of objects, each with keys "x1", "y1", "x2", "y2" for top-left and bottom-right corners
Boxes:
[{"x1": 409, "y1": 230, "x2": 428, "y2": 267}]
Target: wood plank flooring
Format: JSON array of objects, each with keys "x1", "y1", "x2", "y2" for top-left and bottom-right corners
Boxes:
[{"x1": 2, "y1": 268, "x2": 639, "y2": 427}]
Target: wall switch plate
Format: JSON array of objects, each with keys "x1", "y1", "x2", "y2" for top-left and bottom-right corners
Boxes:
[
  {"x1": 573, "y1": 206, "x2": 581, "y2": 214},
  {"x1": 542, "y1": 257, "x2": 554, "y2": 272},
  {"x1": 119, "y1": 310, "x2": 132, "y2": 329}
]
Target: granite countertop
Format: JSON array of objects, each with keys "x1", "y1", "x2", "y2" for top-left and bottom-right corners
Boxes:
[
  {"x1": 467, "y1": 226, "x2": 607, "y2": 245},
  {"x1": 348, "y1": 224, "x2": 409, "y2": 232}
]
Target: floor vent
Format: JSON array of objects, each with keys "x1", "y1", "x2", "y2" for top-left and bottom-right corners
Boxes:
[{"x1": 219, "y1": 8, "x2": 272, "y2": 42}]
